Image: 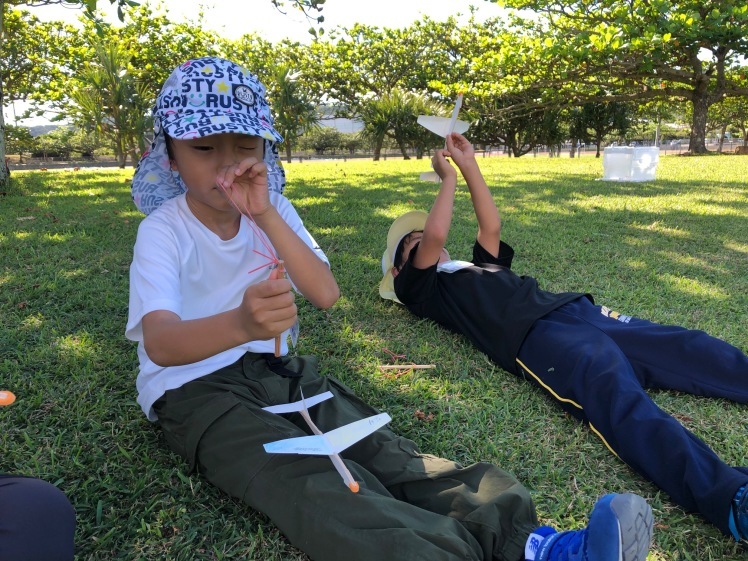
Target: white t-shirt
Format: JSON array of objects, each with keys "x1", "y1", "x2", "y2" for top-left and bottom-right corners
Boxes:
[{"x1": 126, "y1": 192, "x2": 329, "y2": 420}]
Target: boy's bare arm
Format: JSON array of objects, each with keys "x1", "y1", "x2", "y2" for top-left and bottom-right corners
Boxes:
[
  {"x1": 446, "y1": 133, "x2": 501, "y2": 257},
  {"x1": 253, "y1": 206, "x2": 340, "y2": 309},
  {"x1": 412, "y1": 149, "x2": 458, "y2": 269},
  {"x1": 142, "y1": 270, "x2": 297, "y2": 367},
  {"x1": 220, "y1": 158, "x2": 340, "y2": 310}
]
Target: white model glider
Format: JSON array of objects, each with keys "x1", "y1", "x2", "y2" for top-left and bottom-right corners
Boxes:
[
  {"x1": 263, "y1": 391, "x2": 391, "y2": 493},
  {"x1": 418, "y1": 93, "x2": 469, "y2": 182}
]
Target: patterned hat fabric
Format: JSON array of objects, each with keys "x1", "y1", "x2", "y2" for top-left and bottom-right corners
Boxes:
[{"x1": 131, "y1": 57, "x2": 286, "y2": 215}]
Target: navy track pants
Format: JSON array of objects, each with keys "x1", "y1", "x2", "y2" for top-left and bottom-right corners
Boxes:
[
  {"x1": 515, "y1": 297, "x2": 748, "y2": 535},
  {"x1": 0, "y1": 476, "x2": 76, "y2": 561}
]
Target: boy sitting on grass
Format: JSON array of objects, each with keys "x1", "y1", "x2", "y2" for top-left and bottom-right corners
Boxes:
[
  {"x1": 380, "y1": 131, "x2": 748, "y2": 544},
  {"x1": 127, "y1": 57, "x2": 652, "y2": 561}
]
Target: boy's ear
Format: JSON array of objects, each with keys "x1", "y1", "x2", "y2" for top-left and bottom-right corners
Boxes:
[
  {"x1": 390, "y1": 266, "x2": 399, "y2": 278},
  {"x1": 169, "y1": 159, "x2": 178, "y2": 171}
]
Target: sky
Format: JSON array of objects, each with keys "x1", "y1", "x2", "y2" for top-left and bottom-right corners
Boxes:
[
  {"x1": 8, "y1": 0, "x2": 506, "y2": 126},
  {"x1": 35, "y1": 0, "x2": 506, "y2": 43}
]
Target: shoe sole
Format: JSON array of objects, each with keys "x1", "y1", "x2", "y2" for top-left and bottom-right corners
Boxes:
[{"x1": 609, "y1": 493, "x2": 653, "y2": 561}]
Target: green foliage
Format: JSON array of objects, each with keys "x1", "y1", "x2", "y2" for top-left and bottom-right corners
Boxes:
[
  {"x1": 358, "y1": 89, "x2": 444, "y2": 161},
  {"x1": 33, "y1": 127, "x2": 75, "y2": 158},
  {"x1": 569, "y1": 99, "x2": 633, "y2": 157},
  {"x1": 298, "y1": 126, "x2": 343, "y2": 155},
  {"x1": 66, "y1": 41, "x2": 148, "y2": 167},
  {"x1": 304, "y1": 18, "x2": 467, "y2": 114},
  {"x1": 4, "y1": 123, "x2": 33, "y2": 161},
  {"x1": 471, "y1": 92, "x2": 565, "y2": 157},
  {"x1": 3, "y1": 0, "x2": 748, "y2": 179},
  {"x1": 489, "y1": 0, "x2": 748, "y2": 153},
  {"x1": 1, "y1": 5, "x2": 76, "y2": 109},
  {"x1": 267, "y1": 64, "x2": 320, "y2": 163},
  {"x1": 1, "y1": 156, "x2": 747, "y2": 559}
]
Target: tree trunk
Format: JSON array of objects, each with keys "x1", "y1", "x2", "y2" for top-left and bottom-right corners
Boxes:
[
  {"x1": 0, "y1": 5, "x2": 7, "y2": 189},
  {"x1": 396, "y1": 140, "x2": 409, "y2": 160},
  {"x1": 717, "y1": 123, "x2": 727, "y2": 154},
  {"x1": 0, "y1": 100, "x2": 7, "y2": 188},
  {"x1": 689, "y1": 82, "x2": 709, "y2": 154},
  {"x1": 285, "y1": 142, "x2": 292, "y2": 164},
  {"x1": 372, "y1": 138, "x2": 384, "y2": 161}
]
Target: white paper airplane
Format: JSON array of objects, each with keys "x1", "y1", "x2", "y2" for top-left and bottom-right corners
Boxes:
[
  {"x1": 263, "y1": 391, "x2": 336, "y2": 414},
  {"x1": 263, "y1": 391, "x2": 392, "y2": 492},
  {"x1": 418, "y1": 93, "x2": 469, "y2": 182}
]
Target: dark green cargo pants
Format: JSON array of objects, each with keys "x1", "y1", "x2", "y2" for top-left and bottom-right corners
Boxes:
[{"x1": 153, "y1": 352, "x2": 537, "y2": 561}]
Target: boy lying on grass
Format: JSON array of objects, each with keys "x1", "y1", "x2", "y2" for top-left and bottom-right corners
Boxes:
[{"x1": 380, "y1": 131, "x2": 748, "y2": 544}]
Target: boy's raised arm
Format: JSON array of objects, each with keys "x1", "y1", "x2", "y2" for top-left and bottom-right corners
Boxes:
[
  {"x1": 412, "y1": 149, "x2": 458, "y2": 269},
  {"x1": 253, "y1": 206, "x2": 340, "y2": 309},
  {"x1": 219, "y1": 158, "x2": 340, "y2": 311},
  {"x1": 446, "y1": 133, "x2": 502, "y2": 258}
]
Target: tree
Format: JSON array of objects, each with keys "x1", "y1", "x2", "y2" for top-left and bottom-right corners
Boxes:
[
  {"x1": 45, "y1": 3, "x2": 224, "y2": 163},
  {"x1": 0, "y1": 0, "x2": 322, "y2": 186},
  {"x1": 0, "y1": 0, "x2": 138, "y2": 185},
  {"x1": 569, "y1": 98, "x2": 632, "y2": 157},
  {"x1": 304, "y1": 18, "x2": 460, "y2": 118},
  {"x1": 266, "y1": 64, "x2": 319, "y2": 163},
  {"x1": 299, "y1": 127, "x2": 342, "y2": 155},
  {"x1": 710, "y1": 91, "x2": 748, "y2": 149},
  {"x1": 4, "y1": 123, "x2": 33, "y2": 162},
  {"x1": 358, "y1": 89, "x2": 442, "y2": 161},
  {"x1": 33, "y1": 126, "x2": 74, "y2": 159},
  {"x1": 66, "y1": 41, "x2": 149, "y2": 167},
  {"x1": 470, "y1": 91, "x2": 565, "y2": 157},
  {"x1": 490, "y1": 0, "x2": 748, "y2": 154}
]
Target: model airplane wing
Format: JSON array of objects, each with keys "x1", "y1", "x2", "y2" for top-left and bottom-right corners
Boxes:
[
  {"x1": 262, "y1": 391, "x2": 334, "y2": 414},
  {"x1": 321, "y1": 413, "x2": 392, "y2": 453},
  {"x1": 417, "y1": 93, "x2": 469, "y2": 138},
  {"x1": 419, "y1": 93, "x2": 469, "y2": 181},
  {"x1": 417, "y1": 116, "x2": 470, "y2": 137},
  {"x1": 263, "y1": 413, "x2": 392, "y2": 455},
  {"x1": 264, "y1": 434, "x2": 334, "y2": 455}
]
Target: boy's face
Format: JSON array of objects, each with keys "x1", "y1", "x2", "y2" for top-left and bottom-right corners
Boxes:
[
  {"x1": 394, "y1": 231, "x2": 450, "y2": 275},
  {"x1": 169, "y1": 132, "x2": 264, "y2": 212}
]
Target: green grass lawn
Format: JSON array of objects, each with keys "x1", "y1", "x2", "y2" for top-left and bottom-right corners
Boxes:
[{"x1": 1, "y1": 153, "x2": 746, "y2": 560}]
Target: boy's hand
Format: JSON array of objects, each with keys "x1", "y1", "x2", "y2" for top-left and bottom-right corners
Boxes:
[
  {"x1": 445, "y1": 132, "x2": 475, "y2": 168},
  {"x1": 239, "y1": 268, "x2": 297, "y2": 341},
  {"x1": 217, "y1": 157, "x2": 271, "y2": 217},
  {"x1": 432, "y1": 148, "x2": 458, "y2": 181}
]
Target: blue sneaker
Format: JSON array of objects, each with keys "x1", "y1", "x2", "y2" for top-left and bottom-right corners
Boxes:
[
  {"x1": 728, "y1": 484, "x2": 748, "y2": 541},
  {"x1": 530, "y1": 493, "x2": 652, "y2": 561}
]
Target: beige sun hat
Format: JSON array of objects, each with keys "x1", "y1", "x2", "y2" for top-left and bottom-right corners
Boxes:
[{"x1": 379, "y1": 210, "x2": 429, "y2": 303}]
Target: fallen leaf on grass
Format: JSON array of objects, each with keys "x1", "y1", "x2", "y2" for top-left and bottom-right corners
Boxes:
[{"x1": 414, "y1": 409, "x2": 434, "y2": 422}]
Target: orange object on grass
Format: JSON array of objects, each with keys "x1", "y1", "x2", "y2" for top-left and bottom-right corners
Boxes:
[{"x1": 0, "y1": 391, "x2": 16, "y2": 406}]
